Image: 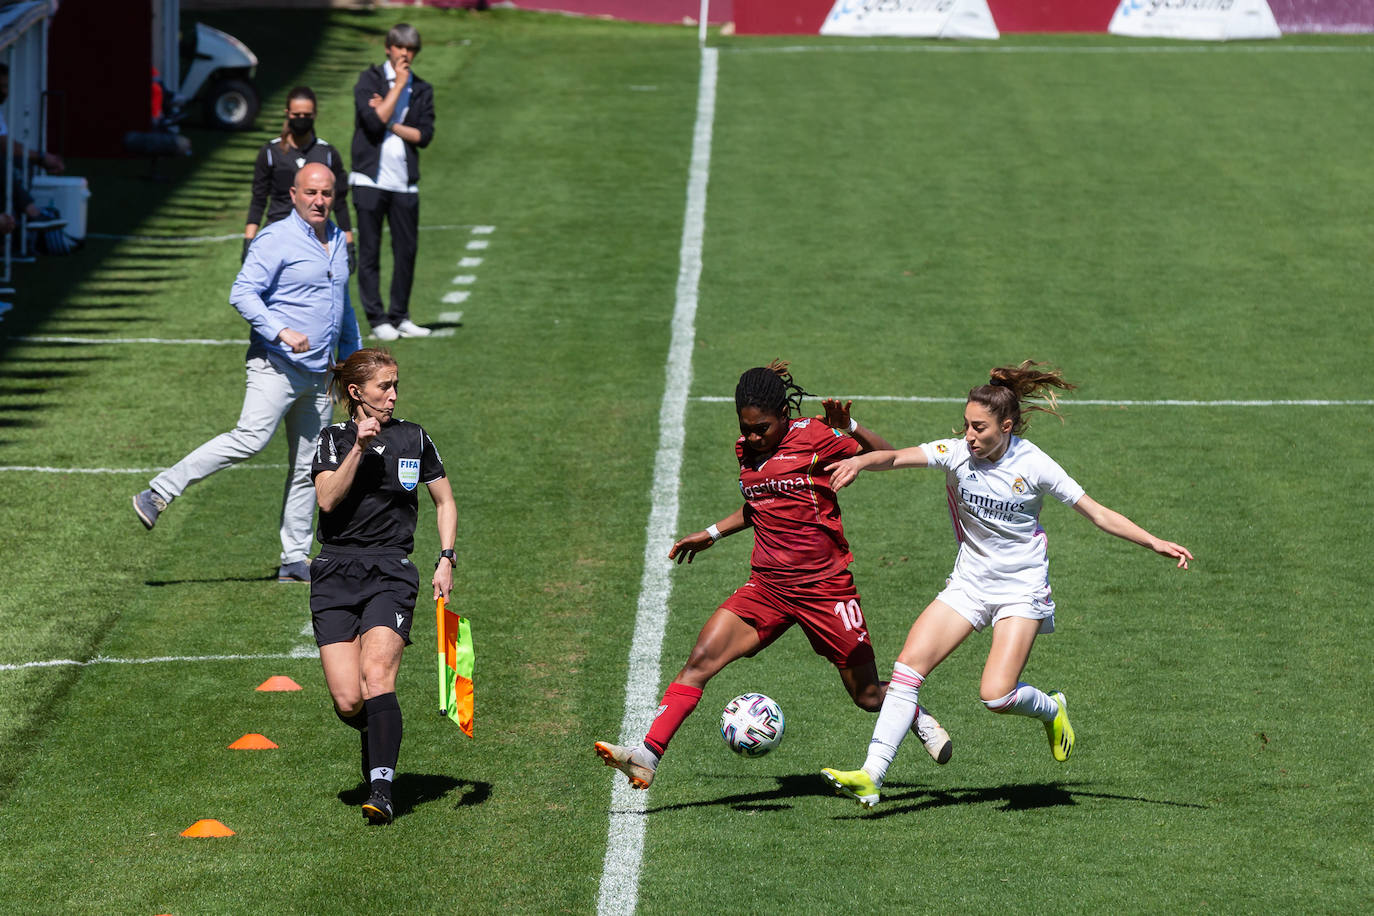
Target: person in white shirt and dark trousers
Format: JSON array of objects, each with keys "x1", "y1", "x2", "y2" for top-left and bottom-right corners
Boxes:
[{"x1": 350, "y1": 23, "x2": 435, "y2": 342}]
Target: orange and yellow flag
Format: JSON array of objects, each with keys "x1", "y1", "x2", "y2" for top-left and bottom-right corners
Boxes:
[{"x1": 436, "y1": 597, "x2": 474, "y2": 738}]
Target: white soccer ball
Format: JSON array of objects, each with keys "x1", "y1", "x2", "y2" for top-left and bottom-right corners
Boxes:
[{"x1": 719, "y1": 692, "x2": 785, "y2": 757}]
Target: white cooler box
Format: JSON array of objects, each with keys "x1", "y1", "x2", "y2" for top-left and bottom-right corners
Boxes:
[{"x1": 29, "y1": 175, "x2": 91, "y2": 239}]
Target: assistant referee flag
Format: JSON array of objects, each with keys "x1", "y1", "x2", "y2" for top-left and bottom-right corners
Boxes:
[{"x1": 436, "y1": 597, "x2": 474, "y2": 737}]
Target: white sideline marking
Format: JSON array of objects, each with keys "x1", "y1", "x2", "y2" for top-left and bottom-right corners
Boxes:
[
  {"x1": 83, "y1": 225, "x2": 486, "y2": 243},
  {"x1": 597, "y1": 46, "x2": 718, "y2": 916},
  {"x1": 442, "y1": 291, "x2": 470, "y2": 304},
  {"x1": 0, "y1": 648, "x2": 319, "y2": 672},
  {"x1": 0, "y1": 463, "x2": 287, "y2": 474},
  {"x1": 465, "y1": 240, "x2": 489, "y2": 250},
  {"x1": 451, "y1": 274, "x2": 477, "y2": 285},
  {"x1": 459, "y1": 257, "x2": 483, "y2": 267},
  {"x1": 438, "y1": 311, "x2": 463, "y2": 323},
  {"x1": 729, "y1": 43, "x2": 1374, "y2": 56},
  {"x1": 694, "y1": 396, "x2": 1374, "y2": 407},
  {"x1": 11, "y1": 335, "x2": 244, "y2": 346}
]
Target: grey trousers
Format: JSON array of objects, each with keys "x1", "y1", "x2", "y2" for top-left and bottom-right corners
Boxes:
[{"x1": 151, "y1": 357, "x2": 332, "y2": 564}]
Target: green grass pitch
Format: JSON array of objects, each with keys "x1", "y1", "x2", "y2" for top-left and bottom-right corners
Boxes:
[{"x1": 0, "y1": 9, "x2": 1371, "y2": 913}]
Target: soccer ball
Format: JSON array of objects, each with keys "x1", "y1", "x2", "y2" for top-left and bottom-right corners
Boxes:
[{"x1": 719, "y1": 693, "x2": 785, "y2": 757}]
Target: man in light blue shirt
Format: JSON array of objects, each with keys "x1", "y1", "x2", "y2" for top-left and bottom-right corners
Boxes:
[{"x1": 134, "y1": 163, "x2": 361, "y2": 582}]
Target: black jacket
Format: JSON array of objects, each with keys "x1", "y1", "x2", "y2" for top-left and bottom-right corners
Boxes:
[
  {"x1": 247, "y1": 134, "x2": 351, "y2": 230},
  {"x1": 351, "y1": 64, "x2": 436, "y2": 187}
]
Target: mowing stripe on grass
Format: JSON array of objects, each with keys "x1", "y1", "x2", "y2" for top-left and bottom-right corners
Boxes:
[
  {"x1": 695, "y1": 396, "x2": 1374, "y2": 407},
  {"x1": 597, "y1": 46, "x2": 718, "y2": 916}
]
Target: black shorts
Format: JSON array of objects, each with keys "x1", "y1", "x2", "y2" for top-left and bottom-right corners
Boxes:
[{"x1": 309, "y1": 548, "x2": 419, "y2": 647}]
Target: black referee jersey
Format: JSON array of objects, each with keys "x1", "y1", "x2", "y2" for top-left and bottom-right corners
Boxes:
[
  {"x1": 247, "y1": 134, "x2": 352, "y2": 231},
  {"x1": 312, "y1": 418, "x2": 445, "y2": 554}
]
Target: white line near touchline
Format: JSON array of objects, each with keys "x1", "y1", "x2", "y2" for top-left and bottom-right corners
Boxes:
[
  {"x1": 596, "y1": 46, "x2": 718, "y2": 916},
  {"x1": 693, "y1": 396, "x2": 1374, "y2": 407},
  {"x1": 0, "y1": 648, "x2": 319, "y2": 672}
]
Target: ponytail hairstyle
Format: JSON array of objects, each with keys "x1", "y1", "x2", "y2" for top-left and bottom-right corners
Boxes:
[
  {"x1": 967, "y1": 360, "x2": 1075, "y2": 435},
  {"x1": 330, "y1": 347, "x2": 397, "y2": 417},
  {"x1": 734, "y1": 360, "x2": 813, "y2": 419},
  {"x1": 278, "y1": 86, "x2": 317, "y2": 153}
]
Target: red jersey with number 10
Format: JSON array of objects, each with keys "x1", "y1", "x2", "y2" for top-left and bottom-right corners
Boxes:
[{"x1": 736, "y1": 417, "x2": 861, "y2": 585}]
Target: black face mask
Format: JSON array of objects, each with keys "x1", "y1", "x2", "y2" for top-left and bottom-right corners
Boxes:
[{"x1": 288, "y1": 116, "x2": 314, "y2": 136}]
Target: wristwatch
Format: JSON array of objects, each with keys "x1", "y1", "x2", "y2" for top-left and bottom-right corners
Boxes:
[{"x1": 437, "y1": 548, "x2": 456, "y2": 568}]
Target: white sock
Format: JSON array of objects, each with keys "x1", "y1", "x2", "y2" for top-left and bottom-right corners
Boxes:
[
  {"x1": 983, "y1": 682, "x2": 1058, "y2": 722},
  {"x1": 862, "y1": 662, "x2": 924, "y2": 786}
]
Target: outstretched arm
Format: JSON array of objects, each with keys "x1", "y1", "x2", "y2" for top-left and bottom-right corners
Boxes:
[
  {"x1": 827, "y1": 445, "x2": 929, "y2": 489},
  {"x1": 1073, "y1": 494, "x2": 1193, "y2": 569},
  {"x1": 822, "y1": 398, "x2": 893, "y2": 452},
  {"x1": 668, "y1": 506, "x2": 749, "y2": 565}
]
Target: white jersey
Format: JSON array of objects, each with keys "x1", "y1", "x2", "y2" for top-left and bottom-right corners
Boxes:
[{"x1": 920, "y1": 436, "x2": 1085, "y2": 597}]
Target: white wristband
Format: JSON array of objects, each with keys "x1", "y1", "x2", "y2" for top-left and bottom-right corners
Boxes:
[
  {"x1": 706, "y1": 524, "x2": 721, "y2": 542},
  {"x1": 848, "y1": 417, "x2": 858, "y2": 433}
]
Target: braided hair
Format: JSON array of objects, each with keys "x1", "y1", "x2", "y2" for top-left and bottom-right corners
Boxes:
[
  {"x1": 735, "y1": 360, "x2": 812, "y2": 418},
  {"x1": 967, "y1": 360, "x2": 1075, "y2": 435}
]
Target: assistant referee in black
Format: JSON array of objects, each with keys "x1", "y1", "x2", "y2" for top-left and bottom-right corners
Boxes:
[{"x1": 310, "y1": 347, "x2": 456, "y2": 825}]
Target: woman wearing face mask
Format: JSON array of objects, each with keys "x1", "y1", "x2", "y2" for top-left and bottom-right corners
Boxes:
[{"x1": 244, "y1": 86, "x2": 354, "y2": 270}]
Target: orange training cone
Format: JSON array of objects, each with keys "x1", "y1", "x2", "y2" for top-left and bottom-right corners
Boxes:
[
  {"x1": 255, "y1": 675, "x2": 302, "y2": 692},
  {"x1": 228, "y1": 733, "x2": 279, "y2": 750},
  {"x1": 181, "y1": 819, "x2": 235, "y2": 838}
]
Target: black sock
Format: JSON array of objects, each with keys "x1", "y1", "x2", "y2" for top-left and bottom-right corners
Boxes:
[
  {"x1": 364, "y1": 692, "x2": 402, "y2": 797},
  {"x1": 335, "y1": 707, "x2": 370, "y2": 786}
]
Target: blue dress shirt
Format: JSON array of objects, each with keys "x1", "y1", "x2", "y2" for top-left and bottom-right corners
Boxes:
[{"x1": 230, "y1": 209, "x2": 362, "y2": 373}]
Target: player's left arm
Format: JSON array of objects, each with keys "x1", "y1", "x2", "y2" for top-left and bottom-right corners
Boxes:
[
  {"x1": 822, "y1": 398, "x2": 893, "y2": 452},
  {"x1": 427, "y1": 475, "x2": 457, "y2": 599},
  {"x1": 1073, "y1": 494, "x2": 1193, "y2": 569}
]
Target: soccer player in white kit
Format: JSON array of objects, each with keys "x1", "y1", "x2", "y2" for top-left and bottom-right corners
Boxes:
[{"x1": 821, "y1": 361, "x2": 1192, "y2": 808}]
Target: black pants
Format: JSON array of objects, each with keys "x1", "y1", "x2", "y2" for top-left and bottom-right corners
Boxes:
[{"x1": 353, "y1": 186, "x2": 419, "y2": 329}]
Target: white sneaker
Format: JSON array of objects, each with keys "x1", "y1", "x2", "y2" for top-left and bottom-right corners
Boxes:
[
  {"x1": 396, "y1": 319, "x2": 432, "y2": 338},
  {"x1": 372, "y1": 323, "x2": 400, "y2": 341},
  {"x1": 913, "y1": 705, "x2": 953, "y2": 765}
]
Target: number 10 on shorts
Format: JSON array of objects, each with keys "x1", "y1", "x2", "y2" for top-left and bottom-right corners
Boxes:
[{"x1": 833, "y1": 599, "x2": 864, "y2": 631}]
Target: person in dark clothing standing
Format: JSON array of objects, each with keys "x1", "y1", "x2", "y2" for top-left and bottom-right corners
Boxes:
[
  {"x1": 245, "y1": 87, "x2": 354, "y2": 271},
  {"x1": 350, "y1": 23, "x2": 436, "y2": 342}
]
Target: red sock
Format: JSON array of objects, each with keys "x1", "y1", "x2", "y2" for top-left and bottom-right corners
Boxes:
[{"x1": 643, "y1": 682, "x2": 703, "y2": 757}]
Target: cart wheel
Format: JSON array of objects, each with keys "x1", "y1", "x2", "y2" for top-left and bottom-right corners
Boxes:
[{"x1": 204, "y1": 78, "x2": 259, "y2": 131}]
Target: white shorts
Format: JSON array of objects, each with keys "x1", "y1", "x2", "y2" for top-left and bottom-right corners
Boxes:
[{"x1": 936, "y1": 573, "x2": 1056, "y2": 635}]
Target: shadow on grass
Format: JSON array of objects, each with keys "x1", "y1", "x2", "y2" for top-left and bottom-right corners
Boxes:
[
  {"x1": 145, "y1": 573, "x2": 285, "y2": 586},
  {"x1": 642, "y1": 773, "x2": 1208, "y2": 817},
  {"x1": 337, "y1": 774, "x2": 493, "y2": 817}
]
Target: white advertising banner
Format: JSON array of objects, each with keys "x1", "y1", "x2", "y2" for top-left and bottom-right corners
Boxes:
[
  {"x1": 821, "y1": 1, "x2": 1000, "y2": 39},
  {"x1": 1108, "y1": 0, "x2": 1281, "y2": 40}
]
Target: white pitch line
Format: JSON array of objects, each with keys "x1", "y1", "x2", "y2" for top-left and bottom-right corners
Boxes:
[
  {"x1": 441, "y1": 291, "x2": 470, "y2": 304},
  {"x1": 451, "y1": 274, "x2": 476, "y2": 285},
  {"x1": 82, "y1": 225, "x2": 487, "y2": 243},
  {"x1": 465, "y1": 240, "x2": 489, "y2": 250},
  {"x1": 437, "y1": 311, "x2": 463, "y2": 323},
  {"x1": 597, "y1": 46, "x2": 717, "y2": 916},
  {"x1": 727, "y1": 43, "x2": 1374, "y2": 56},
  {"x1": 0, "y1": 463, "x2": 288, "y2": 474},
  {"x1": 11, "y1": 335, "x2": 245, "y2": 346},
  {"x1": 459, "y1": 257, "x2": 483, "y2": 268},
  {"x1": 693, "y1": 396, "x2": 1374, "y2": 407},
  {"x1": 0, "y1": 648, "x2": 318, "y2": 672}
]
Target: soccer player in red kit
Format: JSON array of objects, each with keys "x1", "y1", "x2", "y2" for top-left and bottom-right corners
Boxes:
[{"x1": 596, "y1": 362, "x2": 952, "y2": 788}]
